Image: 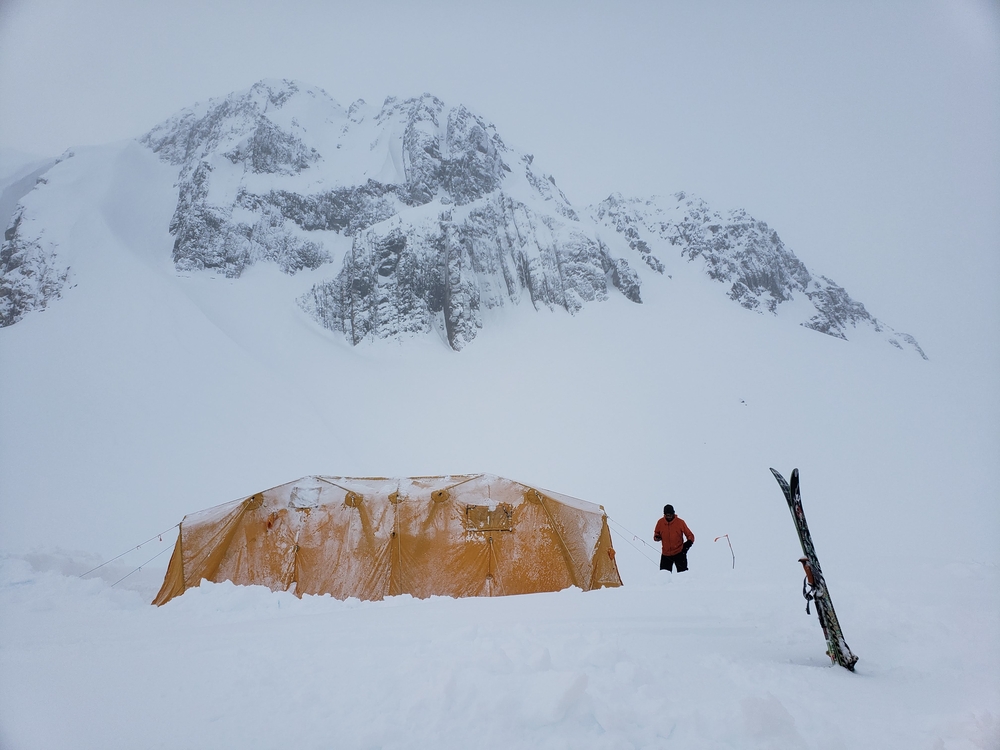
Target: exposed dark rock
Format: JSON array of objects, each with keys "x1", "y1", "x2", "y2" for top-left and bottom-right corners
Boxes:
[
  {"x1": 141, "y1": 79, "x2": 319, "y2": 175},
  {"x1": 166, "y1": 164, "x2": 329, "y2": 277},
  {"x1": 265, "y1": 182, "x2": 401, "y2": 235},
  {"x1": 299, "y1": 194, "x2": 641, "y2": 350},
  {"x1": 589, "y1": 192, "x2": 926, "y2": 357},
  {"x1": 221, "y1": 117, "x2": 318, "y2": 175},
  {"x1": 592, "y1": 193, "x2": 665, "y2": 273},
  {"x1": 0, "y1": 207, "x2": 70, "y2": 327},
  {"x1": 802, "y1": 276, "x2": 877, "y2": 340}
]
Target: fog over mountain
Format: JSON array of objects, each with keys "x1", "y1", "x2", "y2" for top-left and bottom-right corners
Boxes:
[
  {"x1": 1, "y1": 80, "x2": 925, "y2": 357},
  {"x1": 0, "y1": 2, "x2": 997, "y2": 747},
  {"x1": 1, "y1": 71, "x2": 996, "y2": 750}
]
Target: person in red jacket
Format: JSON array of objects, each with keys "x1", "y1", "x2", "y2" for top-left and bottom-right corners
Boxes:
[{"x1": 653, "y1": 504, "x2": 695, "y2": 572}]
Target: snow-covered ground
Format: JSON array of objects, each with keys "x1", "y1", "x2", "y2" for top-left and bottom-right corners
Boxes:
[
  {"x1": 2, "y1": 555, "x2": 996, "y2": 749},
  {"x1": 1, "y1": 144, "x2": 997, "y2": 748}
]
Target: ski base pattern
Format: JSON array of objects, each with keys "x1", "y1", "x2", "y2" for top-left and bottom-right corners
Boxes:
[{"x1": 770, "y1": 468, "x2": 859, "y2": 671}]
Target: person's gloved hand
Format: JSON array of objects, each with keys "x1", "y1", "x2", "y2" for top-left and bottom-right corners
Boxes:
[
  {"x1": 653, "y1": 533, "x2": 661, "y2": 542},
  {"x1": 682, "y1": 540, "x2": 693, "y2": 552}
]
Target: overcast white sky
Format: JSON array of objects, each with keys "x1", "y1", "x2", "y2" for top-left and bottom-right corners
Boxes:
[{"x1": 1, "y1": 0, "x2": 997, "y2": 364}]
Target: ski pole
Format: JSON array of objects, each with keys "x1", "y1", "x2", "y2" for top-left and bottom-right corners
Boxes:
[{"x1": 714, "y1": 534, "x2": 735, "y2": 569}]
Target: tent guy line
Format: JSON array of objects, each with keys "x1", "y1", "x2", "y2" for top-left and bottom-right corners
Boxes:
[
  {"x1": 606, "y1": 517, "x2": 660, "y2": 565},
  {"x1": 78, "y1": 524, "x2": 180, "y2": 579},
  {"x1": 110, "y1": 545, "x2": 175, "y2": 587}
]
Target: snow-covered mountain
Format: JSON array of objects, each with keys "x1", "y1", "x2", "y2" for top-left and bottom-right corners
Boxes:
[
  {"x1": 590, "y1": 193, "x2": 927, "y2": 356},
  {"x1": 0, "y1": 78, "x2": 924, "y2": 356},
  {"x1": 137, "y1": 80, "x2": 639, "y2": 350}
]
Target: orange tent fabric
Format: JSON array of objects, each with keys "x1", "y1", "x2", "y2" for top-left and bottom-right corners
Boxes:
[{"x1": 153, "y1": 474, "x2": 622, "y2": 605}]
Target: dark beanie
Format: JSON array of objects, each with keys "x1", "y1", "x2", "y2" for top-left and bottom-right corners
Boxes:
[{"x1": 664, "y1": 504, "x2": 675, "y2": 515}]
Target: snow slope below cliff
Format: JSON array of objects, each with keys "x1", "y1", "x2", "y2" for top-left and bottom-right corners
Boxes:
[{"x1": 0, "y1": 134, "x2": 997, "y2": 749}]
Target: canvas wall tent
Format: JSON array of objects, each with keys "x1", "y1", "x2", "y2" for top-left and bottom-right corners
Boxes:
[{"x1": 153, "y1": 474, "x2": 622, "y2": 605}]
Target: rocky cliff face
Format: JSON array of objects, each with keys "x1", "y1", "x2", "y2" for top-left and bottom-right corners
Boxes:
[
  {"x1": 301, "y1": 194, "x2": 640, "y2": 349},
  {"x1": 590, "y1": 193, "x2": 927, "y2": 358},
  {"x1": 140, "y1": 80, "x2": 333, "y2": 277},
  {"x1": 0, "y1": 79, "x2": 924, "y2": 358},
  {"x1": 137, "y1": 79, "x2": 642, "y2": 350},
  {"x1": 0, "y1": 163, "x2": 69, "y2": 328}
]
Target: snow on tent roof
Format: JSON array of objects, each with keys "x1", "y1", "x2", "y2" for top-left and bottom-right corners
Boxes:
[{"x1": 153, "y1": 474, "x2": 622, "y2": 605}]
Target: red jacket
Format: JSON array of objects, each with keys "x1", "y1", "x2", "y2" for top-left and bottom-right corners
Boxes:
[{"x1": 653, "y1": 516, "x2": 694, "y2": 556}]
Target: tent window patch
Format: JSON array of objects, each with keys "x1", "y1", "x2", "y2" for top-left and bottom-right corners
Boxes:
[
  {"x1": 290, "y1": 485, "x2": 321, "y2": 509},
  {"x1": 466, "y1": 503, "x2": 513, "y2": 532}
]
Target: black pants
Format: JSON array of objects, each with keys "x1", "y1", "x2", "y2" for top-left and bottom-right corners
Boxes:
[{"x1": 660, "y1": 552, "x2": 688, "y2": 572}]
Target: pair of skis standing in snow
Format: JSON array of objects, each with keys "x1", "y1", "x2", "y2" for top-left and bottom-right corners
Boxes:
[{"x1": 652, "y1": 469, "x2": 858, "y2": 671}]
